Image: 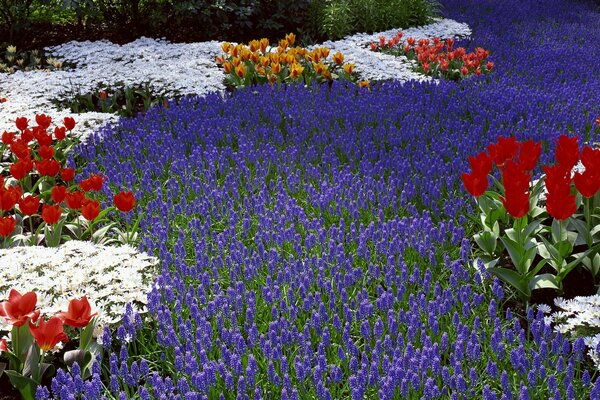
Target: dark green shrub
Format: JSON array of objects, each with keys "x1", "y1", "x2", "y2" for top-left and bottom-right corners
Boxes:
[
  {"x1": 306, "y1": 0, "x2": 441, "y2": 41},
  {"x1": 0, "y1": 0, "x2": 36, "y2": 42}
]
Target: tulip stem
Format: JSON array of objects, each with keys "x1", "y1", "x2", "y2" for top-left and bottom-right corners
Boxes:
[
  {"x1": 29, "y1": 217, "x2": 35, "y2": 246},
  {"x1": 585, "y1": 197, "x2": 592, "y2": 233}
]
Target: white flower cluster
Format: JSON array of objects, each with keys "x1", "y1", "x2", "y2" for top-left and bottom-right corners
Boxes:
[
  {"x1": 0, "y1": 18, "x2": 470, "y2": 143},
  {"x1": 0, "y1": 240, "x2": 159, "y2": 335},
  {"x1": 545, "y1": 295, "x2": 600, "y2": 368}
]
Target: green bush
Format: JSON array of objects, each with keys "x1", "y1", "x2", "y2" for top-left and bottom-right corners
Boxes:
[{"x1": 306, "y1": 0, "x2": 441, "y2": 41}]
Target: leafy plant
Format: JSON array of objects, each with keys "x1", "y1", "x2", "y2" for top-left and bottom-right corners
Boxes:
[{"x1": 0, "y1": 43, "x2": 71, "y2": 73}]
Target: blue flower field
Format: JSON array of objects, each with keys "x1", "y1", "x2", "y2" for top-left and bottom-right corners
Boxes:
[{"x1": 51, "y1": 0, "x2": 600, "y2": 398}]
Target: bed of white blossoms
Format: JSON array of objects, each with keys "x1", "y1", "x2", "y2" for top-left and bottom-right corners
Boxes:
[
  {"x1": 0, "y1": 240, "x2": 159, "y2": 336},
  {"x1": 0, "y1": 18, "x2": 470, "y2": 143},
  {"x1": 542, "y1": 296, "x2": 600, "y2": 369}
]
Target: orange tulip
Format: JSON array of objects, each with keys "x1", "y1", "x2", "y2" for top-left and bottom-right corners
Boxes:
[
  {"x1": 260, "y1": 56, "x2": 270, "y2": 67},
  {"x1": 289, "y1": 63, "x2": 304, "y2": 78},
  {"x1": 249, "y1": 40, "x2": 259, "y2": 52},
  {"x1": 332, "y1": 52, "x2": 344, "y2": 65},
  {"x1": 223, "y1": 62, "x2": 232, "y2": 73},
  {"x1": 259, "y1": 38, "x2": 269, "y2": 53},
  {"x1": 250, "y1": 51, "x2": 260, "y2": 63},
  {"x1": 358, "y1": 80, "x2": 370, "y2": 89},
  {"x1": 235, "y1": 64, "x2": 247, "y2": 78},
  {"x1": 285, "y1": 33, "x2": 296, "y2": 46},
  {"x1": 343, "y1": 63, "x2": 355, "y2": 74},
  {"x1": 0, "y1": 289, "x2": 40, "y2": 327},
  {"x1": 278, "y1": 39, "x2": 289, "y2": 51},
  {"x1": 57, "y1": 296, "x2": 98, "y2": 328},
  {"x1": 271, "y1": 62, "x2": 281, "y2": 74},
  {"x1": 29, "y1": 316, "x2": 68, "y2": 352},
  {"x1": 313, "y1": 62, "x2": 327, "y2": 75},
  {"x1": 319, "y1": 48, "x2": 330, "y2": 58},
  {"x1": 221, "y1": 42, "x2": 232, "y2": 53}
]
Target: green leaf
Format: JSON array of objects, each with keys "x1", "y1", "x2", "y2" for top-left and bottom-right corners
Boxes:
[
  {"x1": 4, "y1": 370, "x2": 38, "y2": 400},
  {"x1": 22, "y1": 343, "x2": 39, "y2": 381},
  {"x1": 0, "y1": 362, "x2": 5, "y2": 377},
  {"x1": 474, "y1": 230, "x2": 498, "y2": 255},
  {"x1": 551, "y1": 218, "x2": 567, "y2": 243},
  {"x1": 500, "y1": 236, "x2": 526, "y2": 274},
  {"x1": 64, "y1": 349, "x2": 85, "y2": 368},
  {"x1": 571, "y1": 216, "x2": 593, "y2": 247},
  {"x1": 528, "y1": 273, "x2": 560, "y2": 291},
  {"x1": 555, "y1": 240, "x2": 574, "y2": 259},
  {"x1": 488, "y1": 267, "x2": 530, "y2": 300},
  {"x1": 557, "y1": 248, "x2": 595, "y2": 281},
  {"x1": 79, "y1": 318, "x2": 95, "y2": 350},
  {"x1": 523, "y1": 219, "x2": 542, "y2": 238},
  {"x1": 539, "y1": 236, "x2": 562, "y2": 267}
]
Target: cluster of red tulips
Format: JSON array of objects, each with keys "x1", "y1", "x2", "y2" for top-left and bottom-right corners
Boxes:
[
  {"x1": 0, "y1": 114, "x2": 136, "y2": 246},
  {"x1": 0, "y1": 289, "x2": 98, "y2": 399},
  {"x1": 370, "y1": 31, "x2": 493, "y2": 81}
]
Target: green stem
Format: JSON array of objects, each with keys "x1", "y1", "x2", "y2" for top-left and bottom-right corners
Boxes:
[
  {"x1": 29, "y1": 217, "x2": 35, "y2": 246},
  {"x1": 585, "y1": 196, "x2": 592, "y2": 232}
]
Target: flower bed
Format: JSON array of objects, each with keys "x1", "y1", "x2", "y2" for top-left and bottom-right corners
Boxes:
[{"x1": 1, "y1": 0, "x2": 600, "y2": 398}]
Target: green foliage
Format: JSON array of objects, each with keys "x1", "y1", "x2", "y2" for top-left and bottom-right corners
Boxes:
[
  {"x1": 0, "y1": 0, "x2": 36, "y2": 42},
  {"x1": 307, "y1": 0, "x2": 441, "y2": 41},
  {"x1": 0, "y1": 43, "x2": 71, "y2": 73}
]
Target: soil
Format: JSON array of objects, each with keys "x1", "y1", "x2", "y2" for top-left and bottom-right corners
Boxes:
[{"x1": 0, "y1": 373, "x2": 24, "y2": 400}]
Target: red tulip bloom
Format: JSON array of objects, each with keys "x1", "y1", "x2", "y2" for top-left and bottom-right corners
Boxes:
[
  {"x1": 488, "y1": 137, "x2": 520, "y2": 166},
  {"x1": 79, "y1": 174, "x2": 103, "y2": 192},
  {"x1": 518, "y1": 140, "x2": 541, "y2": 171},
  {"x1": 0, "y1": 338, "x2": 7, "y2": 352},
  {"x1": 0, "y1": 289, "x2": 40, "y2": 327},
  {"x1": 0, "y1": 216, "x2": 16, "y2": 237},
  {"x1": 502, "y1": 160, "x2": 531, "y2": 193},
  {"x1": 0, "y1": 186, "x2": 20, "y2": 212},
  {"x1": 574, "y1": 170, "x2": 600, "y2": 198},
  {"x1": 28, "y1": 316, "x2": 68, "y2": 352},
  {"x1": 18, "y1": 195, "x2": 40, "y2": 216},
  {"x1": 60, "y1": 167, "x2": 75, "y2": 182},
  {"x1": 555, "y1": 135, "x2": 579, "y2": 169},
  {"x1": 10, "y1": 140, "x2": 31, "y2": 159},
  {"x1": 33, "y1": 127, "x2": 53, "y2": 147},
  {"x1": 580, "y1": 146, "x2": 600, "y2": 174},
  {"x1": 35, "y1": 114, "x2": 52, "y2": 129},
  {"x1": 63, "y1": 117, "x2": 76, "y2": 131},
  {"x1": 543, "y1": 164, "x2": 572, "y2": 196},
  {"x1": 35, "y1": 159, "x2": 61, "y2": 177},
  {"x1": 65, "y1": 191, "x2": 85, "y2": 210},
  {"x1": 53, "y1": 126, "x2": 66, "y2": 141},
  {"x1": 38, "y1": 145, "x2": 55, "y2": 160},
  {"x1": 9, "y1": 158, "x2": 33, "y2": 180},
  {"x1": 57, "y1": 296, "x2": 97, "y2": 328},
  {"x1": 15, "y1": 117, "x2": 28, "y2": 132},
  {"x1": 114, "y1": 191, "x2": 136, "y2": 212},
  {"x1": 500, "y1": 190, "x2": 530, "y2": 219},
  {"x1": 2, "y1": 131, "x2": 15, "y2": 145},
  {"x1": 41, "y1": 204, "x2": 62, "y2": 225},
  {"x1": 51, "y1": 185, "x2": 67, "y2": 203},
  {"x1": 595, "y1": 116, "x2": 600, "y2": 126},
  {"x1": 468, "y1": 151, "x2": 493, "y2": 175},
  {"x1": 461, "y1": 171, "x2": 488, "y2": 197},
  {"x1": 546, "y1": 191, "x2": 577, "y2": 221},
  {"x1": 81, "y1": 199, "x2": 100, "y2": 221}
]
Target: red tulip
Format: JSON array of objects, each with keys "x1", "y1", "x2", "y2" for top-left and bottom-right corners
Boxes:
[
  {"x1": 79, "y1": 174, "x2": 103, "y2": 192},
  {"x1": 543, "y1": 164, "x2": 572, "y2": 196},
  {"x1": 596, "y1": 116, "x2": 600, "y2": 126},
  {"x1": 33, "y1": 127, "x2": 53, "y2": 147},
  {"x1": 518, "y1": 140, "x2": 541, "y2": 171},
  {"x1": 555, "y1": 135, "x2": 579, "y2": 169},
  {"x1": 81, "y1": 199, "x2": 100, "y2": 221},
  {"x1": 10, "y1": 140, "x2": 31, "y2": 159},
  {"x1": 60, "y1": 167, "x2": 75, "y2": 182},
  {"x1": 54, "y1": 126, "x2": 66, "y2": 140},
  {"x1": 574, "y1": 170, "x2": 600, "y2": 198},
  {"x1": 65, "y1": 190, "x2": 85, "y2": 210},
  {"x1": 0, "y1": 216, "x2": 16, "y2": 237},
  {"x1": 580, "y1": 146, "x2": 600, "y2": 174},
  {"x1": 0, "y1": 338, "x2": 7, "y2": 352},
  {"x1": 36, "y1": 159, "x2": 61, "y2": 177},
  {"x1": 468, "y1": 151, "x2": 493, "y2": 175},
  {"x1": 487, "y1": 137, "x2": 520, "y2": 166},
  {"x1": 546, "y1": 191, "x2": 577, "y2": 221},
  {"x1": 35, "y1": 114, "x2": 52, "y2": 130},
  {"x1": 500, "y1": 190, "x2": 530, "y2": 219},
  {"x1": 502, "y1": 160, "x2": 531, "y2": 193},
  {"x1": 63, "y1": 117, "x2": 76, "y2": 131},
  {"x1": 461, "y1": 171, "x2": 488, "y2": 197},
  {"x1": 0, "y1": 186, "x2": 20, "y2": 212},
  {"x1": 113, "y1": 191, "x2": 136, "y2": 212},
  {"x1": 15, "y1": 117, "x2": 28, "y2": 131},
  {"x1": 41, "y1": 204, "x2": 62, "y2": 225},
  {"x1": 28, "y1": 316, "x2": 68, "y2": 352},
  {"x1": 38, "y1": 145, "x2": 55, "y2": 160},
  {"x1": 51, "y1": 185, "x2": 67, "y2": 203},
  {"x1": 2, "y1": 131, "x2": 15, "y2": 144},
  {"x1": 9, "y1": 158, "x2": 33, "y2": 180},
  {"x1": 57, "y1": 296, "x2": 97, "y2": 328},
  {"x1": 0, "y1": 289, "x2": 40, "y2": 327},
  {"x1": 18, "y1": 195, "x2": 40, "y2": 216}
]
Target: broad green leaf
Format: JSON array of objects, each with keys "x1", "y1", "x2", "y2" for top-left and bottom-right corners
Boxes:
[
  {"x1": 488, "y1": 267, "x2": 530, "y2": 300},
  {"x1": 555, "y1": 240, "x2": 574, "y2": 259},
  {"x1": 500, "y1": 236, "x2": 525, "y2": 274},
  {"x1": 558, "y1": 248, "x2": 594, "y2": 281},
  {"x1": 529, "y1": 273, "x2": 560, "y2": 291},
  {"x1": 540, "y1": 236, "x2": 562, "y2": 266},
  {"x1": 551, "y1": 218, "x2": 567, "y2": 243},
  {"x1": 474, "y1": 231, "x2": 498, "y2": 255},
  {"x1": 64, "y1": 350, "x2": 85, "y2": 368},
  {"x1": 523, "y1": 219, "x2": 542, "y2": 238},
  {"x1": 528, "y1": 258, "x2": 549, "y2": 276},
  {"x1": 22, "y1": 343, "x2": 39, "y2": 380}
]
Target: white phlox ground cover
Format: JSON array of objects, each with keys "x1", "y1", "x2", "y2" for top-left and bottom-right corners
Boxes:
[{"x1": 0, "y1": 240, "x2": 159, "y2": 336}]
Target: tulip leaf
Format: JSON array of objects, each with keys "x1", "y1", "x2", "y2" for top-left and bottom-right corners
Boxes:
[
  {"x1": 40, "y1": 363, "x2": 54, "y2": 379},
  {"x1": 539, "y1": 237, "x2": 562, "y2": 268},
  {"x1": 0, "y1": 362, "x2": 5, "y2": 377},
  {"x1": 22, "y1": 343, "x2": 39, "y2": 381},
  {"x1": 80, "y1": 318, "x2": 96, "y2": 350},
  {"x1": 487, "y1": 267, "x2": 530, "y2": 300},
  {"x1": 555, "y1": 240, "x2": 573, "y2": 259},
  {"x1": 64, "y1": 349, "x2": 85, "y2": 368},
  {"x1": 528, "y1": 258, "x2": 548, "y2": 277},
  {"x1": 582, "y1": 252, "x2": 600, "y2": 278},
  {"x1": 557, "y1": 248, "x2": 595, "y2": 281},
  {"x1": 529, "y1": 273, "x2": 559, "y2": 291},
  {"x1": 570, "y1": 218, "x2": 593, "y2": 247},
  {"x1": 3, "y1": 370, "x2": 38, "y2": 398},
  {"x1": 474, "y1": 230, "x2": 497, "y2": 255},
  {"x1": 523, "y1": 220, "x2": 543, "y2": 238},
  {"x1": 551, "y1": 218, "x2": 567, "y2": 243}
]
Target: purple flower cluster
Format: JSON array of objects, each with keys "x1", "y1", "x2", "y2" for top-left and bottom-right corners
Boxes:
[{"x1": 49, "y1": 0, "x2": 600, "y2": 398}]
